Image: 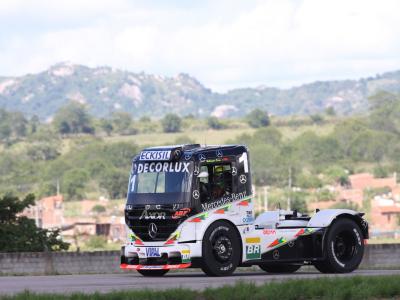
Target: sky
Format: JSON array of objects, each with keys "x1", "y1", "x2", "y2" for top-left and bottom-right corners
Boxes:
[{"x1": 0, "y1": 0, "x2": 399, "y2": 92}]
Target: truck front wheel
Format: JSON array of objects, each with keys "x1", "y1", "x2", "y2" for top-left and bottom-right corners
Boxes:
[
  {"x1": 201, "y1": 221, "x2": 241, "y2": 276},
  {"x1": 137, "y1": 269, "x2": 169, "y2": 277}
]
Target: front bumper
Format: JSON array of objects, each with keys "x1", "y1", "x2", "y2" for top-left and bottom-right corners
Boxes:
[{"x1": 120, "y1": 243, "x2": 193, "y2": 270}]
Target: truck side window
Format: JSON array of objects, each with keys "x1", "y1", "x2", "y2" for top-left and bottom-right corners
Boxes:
[{"x1": 199, "y1": 163, "x2": 232, "y2": 203}]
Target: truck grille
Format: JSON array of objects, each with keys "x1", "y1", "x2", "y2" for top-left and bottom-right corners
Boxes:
[{"x1": 125, "y1": 205, "x2": 181, "y2": 242}]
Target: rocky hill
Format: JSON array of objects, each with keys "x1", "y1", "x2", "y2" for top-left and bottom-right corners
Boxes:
[{"x1": 1, "y1": 62, "x2": 399, "y2": 120}]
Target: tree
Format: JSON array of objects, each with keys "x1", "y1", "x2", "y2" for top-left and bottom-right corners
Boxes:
[
  {"x1": 325, "y1": 106, "x2": 336, "y2": 116},
  {"x1": 111, "y1": 112, "x2": 133, "y2": 134},
  {"x1": 207, "y1": 116, "x2": 224, "y2": 130},
  {"x1": 99, "y1": 119, "x2": 113, "y2": 136},
  {"x1": 161, "y1": 113, "x2": 182, "y2": 133},
  {"x1": 310, "y1": 114, "x2": 324, "y2": 125},
  {"x1": 62, "y1": 169, "x2": 89, "y2": 200},
  {"x1": 246, "y1": 109, "x2": 270, "y2": 128},
  {"x1": 53, "y1": 103, "x2": 94, "y2": 135},
  {"x1": 253, "y1": 127, "x2": 282, "y2": 145},
  {"x1": 0, "y1": 193, "x2": 69, "y2": 252},
  {"x1": 99, "y1": 168, "x2": 127, "y2": 199}
]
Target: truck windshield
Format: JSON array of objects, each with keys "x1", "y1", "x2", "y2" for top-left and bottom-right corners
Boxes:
[{"x1": 127, "y1": 161, "x2": 193, "y2": 204}]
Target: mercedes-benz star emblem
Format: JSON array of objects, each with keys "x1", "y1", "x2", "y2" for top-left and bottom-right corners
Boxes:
[{"x1": 148, "y1": 223, "x2": 158, "y2": 239}]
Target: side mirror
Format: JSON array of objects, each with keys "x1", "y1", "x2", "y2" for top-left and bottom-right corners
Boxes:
[{"x1": 197, "y1": 171, "x2": 209, "y2": 179}]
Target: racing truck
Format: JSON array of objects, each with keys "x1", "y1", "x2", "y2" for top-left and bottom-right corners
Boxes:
[{"x1": 120, "y1": 144, "x2": 368, "y2": 276}]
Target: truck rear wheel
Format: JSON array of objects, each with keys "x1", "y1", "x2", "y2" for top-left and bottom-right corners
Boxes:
[
  {"x1": 137, "y1": 269, "x2": 169, "y2": 277},
  {"x1": 259, "y1": 264, "x2": 301, "y2": 273},
  {"x1": 314, "y1": 218, "x2": 364, "y2": 273},
  {"x1": 201, "y1": 221, "x2": 241, "y2": 276}
]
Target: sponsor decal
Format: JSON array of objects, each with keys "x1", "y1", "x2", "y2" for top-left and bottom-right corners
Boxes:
[
  {"x1": 192, "y1": 190, "x2": 200, "y2": 199},
  {"x1": 242, "y1": 226, "x2": 250, "y2": 234},
  {"x1": 141, "y1": 265, "x2": 163, "y2": 269},
  {"x1": 245, "y1": 237, "x2": 260, "y2": 244},
  {"x1": 268, "y1": 237, "x2": 287, "y2": 248},
  {"x1": 172, "y1": 208, "x2": 191, "y2": 219},
  {"x1": 295, "y1": 228, "x2": 315, "y2": 237},
  {"x1": 181, "y1": 249, "x2": 191, "y2": 263},
  {"x1": 201, "y1": 191, "x2": 247, "y2": 211},
  {"x1": 246, "y1": 244, "x2": 261, "y2": 259},
  {"x1": 145, "y1": 247, "x2": 161, "y2": 257},
  {"x1": 214, "y1": 203, "x2": 232, "y2": 214},
  {"x1": 184, "y1": 153, "x2": 192, "y2": 160},
  {"x1": 188, "y1": 212, "x2": 208, "y2": 223},
  {"x1": 140, "y1": 210, "x2": 166, "y2": 220},
  {"x1": 206, "y1": 158, "x2": 222, "y2": 163},
  {"x1": 164, "y1": 231, "x2": 180, "y2": 245},
  {"x1": 193, "y1": 166, "x2": 200, "y2": 176},
  {"x1": 129, "y1": 232, "x2": 144, "y2": 245},
  {"x1": 242, "y1": 216, "x2": 254, "y2": 223},
  {"x1": 237, "y1": 198, "x2": 251, "y2": 206},
  {"x1": 172, "y1": 203, "x2": 183, "y2": 210},
  {"x1": 263, "y1": 229, "x2": 276, "y2": 235},
  {"x1": 273, "y1": 250, "x2": 280, "y2": 260},
  {"x1": 199, "y1": 154, "x2": 206, "y2": 162},
  {"x1": 139, "y1": 150, "x2": 171, "y2": 161},
  {"x1": 239, "y1": 174, "x2": 247, "y2": 184},
  {"x1": 148, "y1": 223, "x2": 158, "y2": 239},
  {"x1": 136, "y1": 162, "x2": 190, "y2": 173},
  {"x1": 243, "y1": 210, "x2": 254, "y2": 223},
  {"x1": 231, "y1": 167, "x2": 237, "y2": 176}
]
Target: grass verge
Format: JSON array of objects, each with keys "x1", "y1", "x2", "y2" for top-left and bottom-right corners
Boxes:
[{"x1": 2, "y1": 275, "x2": 400, "y2": 300}]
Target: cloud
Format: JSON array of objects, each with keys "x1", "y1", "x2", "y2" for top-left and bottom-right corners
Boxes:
[{"x1": 0, "y1": 0, "x2": 399, "y2": 91}]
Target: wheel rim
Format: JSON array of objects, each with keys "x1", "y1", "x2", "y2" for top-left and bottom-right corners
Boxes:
[
  {"x1": 212, "y1": 234, "x2": 233, "y2": 263},
  {"x1": 333, "y1": 230, "x2": 357, "y2": 263}
]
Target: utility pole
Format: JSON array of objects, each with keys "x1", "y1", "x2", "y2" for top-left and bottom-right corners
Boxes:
[
  {"x1": 287, "y1": 166, "x2": 292, "y2": 211},
  {"x1": 263, "y1": 186, "x2": 268, "y2": 211}
]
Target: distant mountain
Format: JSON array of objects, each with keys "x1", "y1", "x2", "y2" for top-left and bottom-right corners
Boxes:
[{"x1": 1, "y1": 62, "x2": 400, "y2": 120}]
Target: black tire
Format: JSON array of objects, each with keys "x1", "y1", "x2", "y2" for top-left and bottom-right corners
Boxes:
[
  {"x1": 137, "y1": 269, "x2": 169, "y2": 277},
  {"x1": 200, "y1": 221, "x2": 241, "y2": 276},
  {"x1": 315, "y1": 218, "x2": 364, "y2": 273},
  {"x1": 259, "y1": 264, "x2": 301, "y2": 273}
]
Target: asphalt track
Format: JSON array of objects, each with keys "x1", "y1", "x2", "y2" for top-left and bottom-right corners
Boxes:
[{"x1": 1, "y1": 269, "x2": 400, "y2": 295}]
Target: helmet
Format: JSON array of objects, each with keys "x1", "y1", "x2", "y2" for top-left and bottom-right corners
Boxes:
[{"x1": 214, "y1": 165, "x2": 225, "y2": 188}]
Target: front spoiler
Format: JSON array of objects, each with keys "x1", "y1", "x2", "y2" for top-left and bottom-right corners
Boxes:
[{"x1": 120, "y1": 263, "x2": 191, "y2": 270}]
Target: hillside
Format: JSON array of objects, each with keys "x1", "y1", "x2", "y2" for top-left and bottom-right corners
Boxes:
[{"x1": 1, "y1": 62, "x2": 400, "y2": 120}]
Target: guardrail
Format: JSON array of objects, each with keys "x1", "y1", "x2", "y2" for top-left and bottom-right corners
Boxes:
[{"x1": 0, "y1": 244, "x2": 399, "y2": 275}]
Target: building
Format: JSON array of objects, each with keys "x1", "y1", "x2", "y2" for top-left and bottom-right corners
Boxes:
[{"x1": 22, "y1": 195, "x2": 64, "y2": 228}]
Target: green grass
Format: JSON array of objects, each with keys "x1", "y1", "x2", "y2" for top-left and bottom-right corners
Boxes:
[{"x1": 2, "y1": 275, "x2": 400, "y2": 300}]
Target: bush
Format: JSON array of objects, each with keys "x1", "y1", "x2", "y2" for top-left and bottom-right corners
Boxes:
[
  {"x1": 246, "y1": 109, "x2": 270, "y2": 128},
  {"x1": 161, "y1": 113, "x2": 182, "y2": 133},
  {"x1": 84, "y1": 236, "x2": 107, "y2": 250},
  {"x1": 207, "y1": 116, "x2": 224, "y2": 130},
  {"x1": 92, "y1": 204, "x2": 106, "y2": 213}
]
